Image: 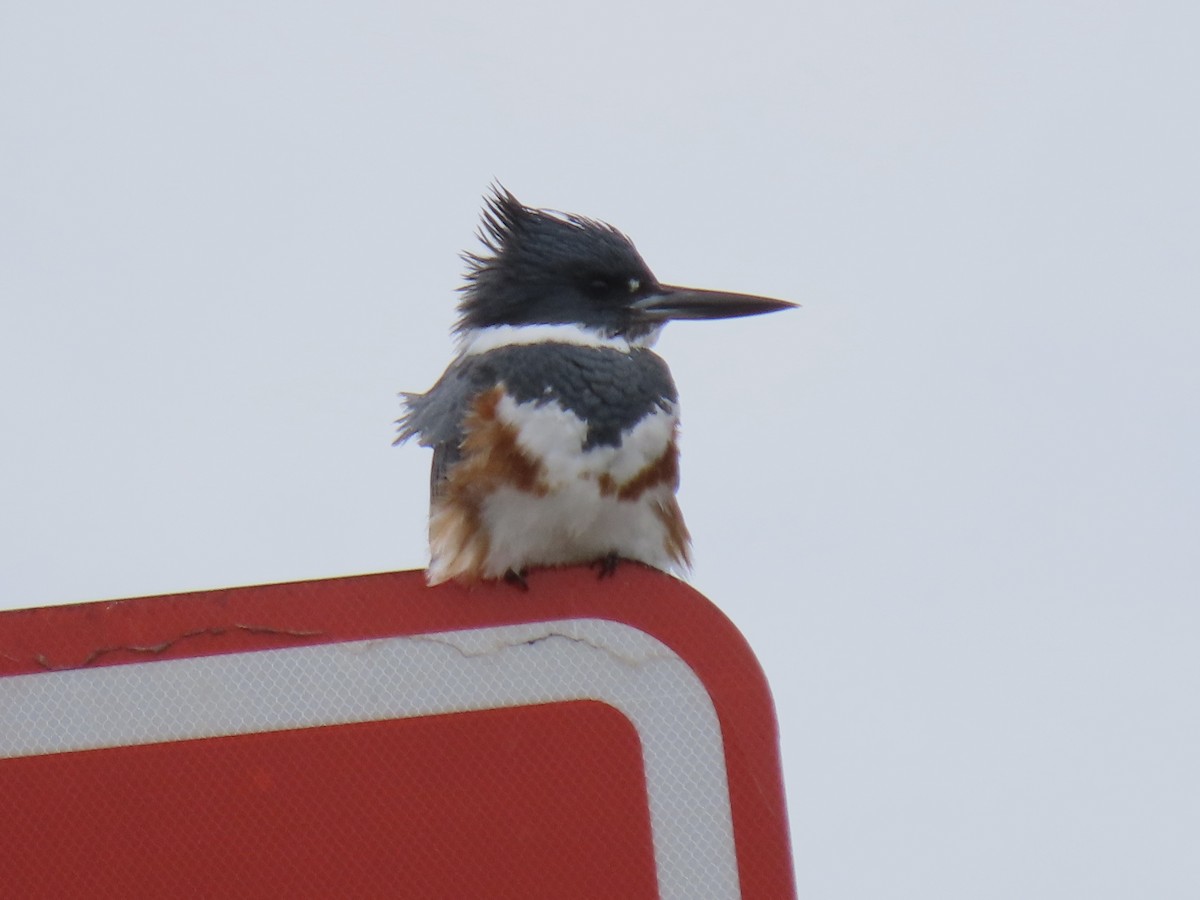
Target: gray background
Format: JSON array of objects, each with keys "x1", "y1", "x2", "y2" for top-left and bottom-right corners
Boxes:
[{"x1": 3, "y1": 2, "x2": 1197, "y2": 896}]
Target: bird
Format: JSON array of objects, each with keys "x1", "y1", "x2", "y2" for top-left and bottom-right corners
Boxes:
[{"x1": 396, "y1": 186, "x2": 795, "y2": 587}]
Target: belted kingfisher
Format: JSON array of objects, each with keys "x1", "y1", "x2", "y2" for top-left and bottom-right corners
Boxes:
[{"x1": 397, "y1": 186, "x2": 795, "y2": 586}]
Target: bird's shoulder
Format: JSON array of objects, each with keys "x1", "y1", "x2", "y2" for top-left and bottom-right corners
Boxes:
[{"x1": 397, "y1": 340, "x2": 677, "y2": 449}]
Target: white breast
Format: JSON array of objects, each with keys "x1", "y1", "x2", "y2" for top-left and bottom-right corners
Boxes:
[
  {"x1": 476, "y1": 394, "x2": 684, "y2": 579},
  {"x1": 495, "y1": 392, "x2": 677, "y2": 486}
]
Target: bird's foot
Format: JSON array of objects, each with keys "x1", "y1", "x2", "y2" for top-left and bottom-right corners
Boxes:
[
  {"x1": 595, "y1": 552, "x2": 622, "y2": 580},
  {"x1": 503, "y1": 568, "x2": 529, "y2": 591}
]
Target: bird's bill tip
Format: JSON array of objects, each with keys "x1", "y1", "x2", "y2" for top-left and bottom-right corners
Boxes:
[{"x1": 633, "y1": 285, "x2": 797, "y2": 322}]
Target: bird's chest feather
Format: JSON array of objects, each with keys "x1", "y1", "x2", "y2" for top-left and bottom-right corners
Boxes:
[
  {"x1": 462, "y1": 386, "x2": 680, "y2": 497},
  {"x1": 461, "y1": 387, "x2": 687, "y2": 576},
  {"x1": 425, "y1": 383, "x2": 688, "y2": 580}
]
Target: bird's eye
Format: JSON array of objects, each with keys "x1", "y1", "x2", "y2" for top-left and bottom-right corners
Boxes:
[{"x1": 586, "y1": 277, "x2": 614, "y2": 296}]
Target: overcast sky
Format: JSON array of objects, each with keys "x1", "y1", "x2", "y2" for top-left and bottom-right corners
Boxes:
[{"x1": 3, "y1": 1, "x2": 1198, "y2": 896}]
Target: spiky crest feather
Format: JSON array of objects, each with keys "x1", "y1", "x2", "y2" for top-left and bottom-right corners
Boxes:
[{"x1": 454, "y1": 184, "x2": 649, "y2": 333}]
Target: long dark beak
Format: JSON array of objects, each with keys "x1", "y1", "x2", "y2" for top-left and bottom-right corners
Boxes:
[{"x1": 631, "y1": 283, "x2": 797, "y2": 322}]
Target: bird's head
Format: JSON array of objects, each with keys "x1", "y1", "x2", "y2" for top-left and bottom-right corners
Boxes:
[{"x1": 455, "y1": 186, "x2": 794, "y2": 343}]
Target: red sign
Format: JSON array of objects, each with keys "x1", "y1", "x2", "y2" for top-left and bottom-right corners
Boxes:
[{"x1": 1, "y1": 566, "x2": 794, "y2": 898}]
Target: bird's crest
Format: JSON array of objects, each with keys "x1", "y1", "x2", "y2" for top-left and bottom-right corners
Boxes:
[{"x1": 454, "y1": 184, "x2": 648, "y2": 333}]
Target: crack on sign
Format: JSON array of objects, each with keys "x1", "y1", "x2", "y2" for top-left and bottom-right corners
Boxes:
[
  {"x1": 407, "y1": 629, "x2": 673, "y2": 670},
  {"x1": 33, "y1": 623, "x2": 325, "y2": 672}
]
